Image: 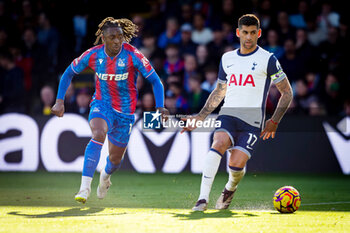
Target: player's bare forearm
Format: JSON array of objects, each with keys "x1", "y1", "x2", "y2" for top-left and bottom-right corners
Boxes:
[
  {"x1": 197, "y1": 82, "x2": 227, "y2": 120},
  {"x1": 260, "y1": 78, "x2": 292, "y2": 140},
  {"x1": 271, "y1": 78, "x2": 293, "y2": 123},
  {"x1": 180, "y1": 82, "x2": 226, "y2": 134}
]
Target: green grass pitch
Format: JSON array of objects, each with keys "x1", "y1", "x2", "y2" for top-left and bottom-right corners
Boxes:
[{"x1": 0, "y1": 171, "x2": 349, "y2": 233}]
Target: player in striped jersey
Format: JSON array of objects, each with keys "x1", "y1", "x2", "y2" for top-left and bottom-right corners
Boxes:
[
  {"x1": 51, "y1": 17, "x2": 169, "y2": 204},
  {"x1": 181, "y1": 14, "x2": 293, "y2": 211}
]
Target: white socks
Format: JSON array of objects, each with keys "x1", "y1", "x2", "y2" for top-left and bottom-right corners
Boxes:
[
  {"x1": 101, "y1": 168, "x2": 111, "y2": 180},
  {"x1": 79, "y1": 170, "x2": 110, "y2": 192},
  {"x1": 225, "y1": 166, "x2": 246, "y2": 191},
  {"x1": 197, "y1": 148, "x2": 247, "y2": 202},
  {"x1": 79, "y1": 176, "x2": 92, "y2": 191},
  {"x1": 198, "y1": 149, "x2": 222, "y2": 202}
]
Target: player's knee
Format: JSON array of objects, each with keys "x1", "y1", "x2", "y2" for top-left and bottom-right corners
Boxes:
[
  {"x1": 229, "y1": 150, "x2": 249, "y2": 168},
  {"x1": 91, "y1": 129, "x2": 106, "y2": 143},
  {"x1": 213, "y1": 131, "x2": 231, "y2": 148},
  {"x1": 212, "y1": 139, "x2": 231, "y2": 155}
]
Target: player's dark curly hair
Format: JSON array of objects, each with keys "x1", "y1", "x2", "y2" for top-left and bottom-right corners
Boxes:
[
  {"x1": 94, "y1": 17, "x2": 138, "y2": 45},
  {"x1": 238, "y1": 14, "x2": 260, "y2": 29}
]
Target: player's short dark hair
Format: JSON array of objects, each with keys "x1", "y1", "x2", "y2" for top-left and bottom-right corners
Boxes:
[{"x1": 238, "y1": 14, "x2": 260, "y2": 29}]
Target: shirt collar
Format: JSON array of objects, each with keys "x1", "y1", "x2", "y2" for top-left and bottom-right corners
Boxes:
[{"x1": 237, "y1": 46, "x2": 259, "y2": 56}]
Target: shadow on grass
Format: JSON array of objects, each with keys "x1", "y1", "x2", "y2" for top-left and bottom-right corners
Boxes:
[
  {"x1": 7, "y1": 207, "x2": 112, "y2": 218},
  {"x1": 270, "y1": 212, "x2": 295, "y2": 215},
  {"x1": 171, "y1": 209, "x2": 258, "y2": 220}
]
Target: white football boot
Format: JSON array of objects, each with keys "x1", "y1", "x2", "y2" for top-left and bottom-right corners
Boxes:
[
  {"x1": 97, "y1": 170, "x2": 112, "y2": 199},
  {"x1": 75, "y1": 189, "x2": 90, "y2": 204}
]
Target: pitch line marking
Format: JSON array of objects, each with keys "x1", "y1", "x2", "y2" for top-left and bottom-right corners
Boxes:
[{"x1": 302, "y1": 201, "x2": 350, "y2": 206}]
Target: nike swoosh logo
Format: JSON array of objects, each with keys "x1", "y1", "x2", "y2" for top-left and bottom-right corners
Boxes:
[
  {"x1": 227, "y1": 64, "x2": 234, "y2": 68},
  {"x1": 204, "y1": 175, "x2": 212, "y2": 179},
  {"x1": 323, "y1": 120, "x2": 350, "y2": 174}
]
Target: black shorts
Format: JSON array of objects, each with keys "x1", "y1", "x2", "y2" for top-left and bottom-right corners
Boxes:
[{"x1": 215, "y1": 115, "x2": 260, "y2": 158}]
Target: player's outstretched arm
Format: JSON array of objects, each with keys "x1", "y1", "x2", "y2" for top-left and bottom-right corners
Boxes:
[
  {"x1": 51, "y1": 65, "x2": 75, "y2": 117},
  {"x1": 147, "y1": 72, "x2": 169, "y2": 122},
  {"x1": 260, "y1": 78, "x2": 293, "y2": 140},
  {"x1": 181, "y1": 82, "x2": 227, "y2": 133}
]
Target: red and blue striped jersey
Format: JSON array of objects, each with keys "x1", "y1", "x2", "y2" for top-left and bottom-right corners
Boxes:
[{"x1": 71, "y1": 42, "x2": 155, "y2": 114}]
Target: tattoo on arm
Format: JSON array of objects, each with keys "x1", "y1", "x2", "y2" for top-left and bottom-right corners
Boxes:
[
  {"x1": 197, "y1": 82, "x2": 227, "y2": 120},
  {"x1": 272, "y1": 78, "x2": 293, "y2": 123}
]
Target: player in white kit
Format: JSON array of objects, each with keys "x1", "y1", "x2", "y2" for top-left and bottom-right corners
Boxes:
[{"x1": 181, "y1": 14, "x2": 293, "y2": 211}]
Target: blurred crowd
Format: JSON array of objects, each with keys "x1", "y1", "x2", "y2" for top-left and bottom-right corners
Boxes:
[{"x1": 0, "y1": 0, "x2": 349, "y2": 117}]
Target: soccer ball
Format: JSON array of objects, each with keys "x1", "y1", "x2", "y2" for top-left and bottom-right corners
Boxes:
[{"x1": 273, "y1": 186, "x2": 301, "y2": 213}]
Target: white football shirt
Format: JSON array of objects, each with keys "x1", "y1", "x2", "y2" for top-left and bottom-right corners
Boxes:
[{"x1": 217, "y1": 46, "x2": 286, "y2": 128}]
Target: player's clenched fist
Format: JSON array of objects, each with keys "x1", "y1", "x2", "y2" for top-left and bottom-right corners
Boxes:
[{"x1": 51, "y1": 99, "x2": 65, "y2": 117}]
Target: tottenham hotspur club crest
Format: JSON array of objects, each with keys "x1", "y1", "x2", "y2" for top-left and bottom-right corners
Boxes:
[{"x1": 252, "y1": 62, "x2": 257, "y2": 70}]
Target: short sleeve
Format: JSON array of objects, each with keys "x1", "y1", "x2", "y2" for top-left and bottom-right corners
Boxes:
[
  {"x1": 132, "y1": 48, "x2": 155, "y2": 78},
  {"x1": 267, "y1": 55, "x2": 287, "y2": 84},
  {"x1": 217, "y1": 59, "x2": 227, "y2": 83},
  {"x1": 71, "y1": 48, "x2": 93, "y2": 74}
]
